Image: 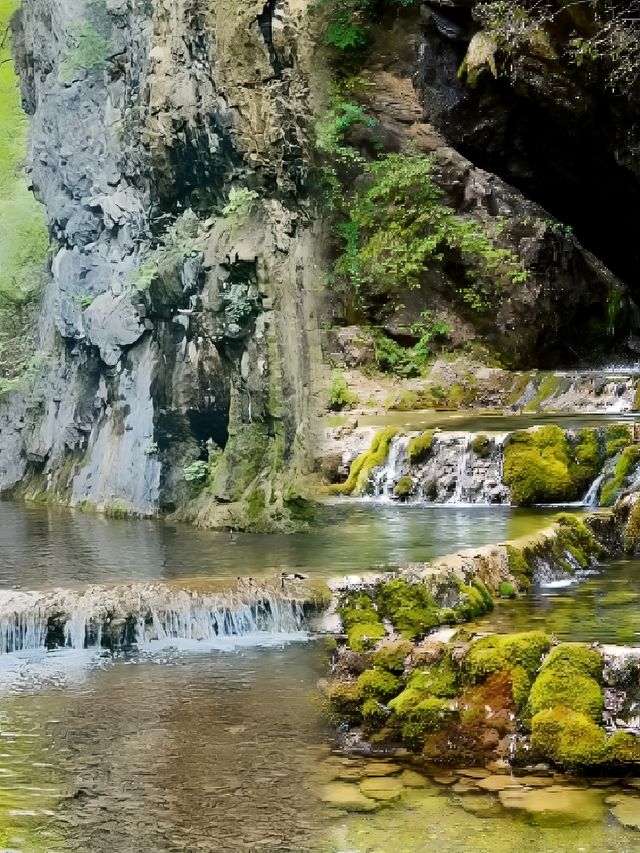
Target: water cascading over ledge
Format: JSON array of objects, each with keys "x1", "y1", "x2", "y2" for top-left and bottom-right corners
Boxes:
[
  {"x1": 0, "y1": 582, "x2": 312, "y2": 654},
  {"x1": 332, "y1": 424, "x2": 640, "y2": 508}
]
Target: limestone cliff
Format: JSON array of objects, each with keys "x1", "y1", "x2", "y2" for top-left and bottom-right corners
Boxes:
[{"x1": 0, "y1": 0, "x2": 325, "y2": 530}]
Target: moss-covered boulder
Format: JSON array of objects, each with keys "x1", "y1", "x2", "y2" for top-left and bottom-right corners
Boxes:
[
  {"x1": 330, "y1": 428, "x2": 398, "y2": 496},
  {"x1": 528, "y1": 642, "x2": 604, "y2": 721},
  {"x1": 407, "y1": 431, "x2": 434, "y2": 464},
  {"x1": 503, "y1": 426, "x2": 603, "y2": 505}
]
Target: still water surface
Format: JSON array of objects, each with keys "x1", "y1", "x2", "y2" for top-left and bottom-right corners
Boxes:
[{"x1": 0, "y1": 501, "x2": 561, "y2": 589}]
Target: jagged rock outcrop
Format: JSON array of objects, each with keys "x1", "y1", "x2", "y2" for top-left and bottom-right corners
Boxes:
[
  {"x1": 338, "y1": 11, "x2": 639, "y2": 366},
  {"x1": 0, "y1": 0, "x2": 325, "y2": 529}
]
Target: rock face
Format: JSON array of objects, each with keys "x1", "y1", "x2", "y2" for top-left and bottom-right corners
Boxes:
[
  {"x1": 340, "y1": 11, "x2": 639, "y2": 366},
  {"x1": 0, "y1": 0, "x2": 324, "y2": 529}
]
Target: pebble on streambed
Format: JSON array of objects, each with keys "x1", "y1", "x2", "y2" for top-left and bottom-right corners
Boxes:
[{"x1": 319, "y1": 754, "x2": 640, "y2": 830}]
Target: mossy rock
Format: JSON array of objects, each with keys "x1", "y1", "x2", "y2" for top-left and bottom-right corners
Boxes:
[
  {"x1": 327, "y1": 681, "x2": 363, "y2": 725},
  {"x1": 373, "y1": 639, "x2": 413, "y2": 673},
  {"x1": 357, "y1": 668, "x2": 403, "y2": 702},
  {"x1": 407, "y1": 431, "x2": 434, "y2": 464},
  {"x1": 464, "y1": 632, "x2": 551, "y2": 685},
  {"x1": 528, "y1": 643, "x2": 604, "y2": 721},
  {"x1": 401, "y1": 697, "x2": 455, "y2": 748},
  {"x1": 503, "y1": 426, "x2": 587, "y2": 505},
  {"x1": 374, "y1": 579, "x2": 441, "y2": 640},
  {"x1": 393, "y1": 476, "x2": 414, "y2": 499},
  {"x1": 348, "y1": 621, "x2": 386, "y2": 651},
  {"x1": 330, "y1": 427, "x2": 398, "y2": 496},
  {"x1": 454, "y1": 578, "x2": 493, "y2": 621},
  {"x1": 599, "y1": 445, "x2": 640, "y2": 507},
  {"x1": 529, "y1": 669, "x2": 604, "y2": 720},
  {"x1": 531, "y1": 707, "x2": 607, "y2": 768},
  {"x1": 362, "y1": 697, "x2": 391, "y2": 731}
]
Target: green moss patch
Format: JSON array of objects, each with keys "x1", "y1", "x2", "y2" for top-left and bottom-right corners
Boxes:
[
  {"x1": 528, "y1": 642, "x2": 604, "y2": 721},
  {"x1": 599, "y1": 445, "x2": 640, "y2": 506},
  {"x1": 330, "y1": 427, "x2": 398, "y2": 495},
  {"x1": 406, "y1": 430, "x2": 434, "y2": 464},
  {"x1": 503, "y1": 426, "x2": 603, "y2": 505}
]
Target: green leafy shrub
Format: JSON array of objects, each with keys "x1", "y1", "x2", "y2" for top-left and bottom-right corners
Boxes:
[
  {"x1": 328, "y1": 372, "x2": 356, "y2": 409},
  {"x1": 183, "y1": 461, "x2": 209, "y2": 483},
  {"x1": 222, "y1": 187, "x2": 260, "y2": 226},
  {"x1": 334, "y1": 153, "x2": 526, "y2": 312}
]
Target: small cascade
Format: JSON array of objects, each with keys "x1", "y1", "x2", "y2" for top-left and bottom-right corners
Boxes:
[
  {"x1": 370, "y1": 435, "x2": 410, "y2": 499},
  {"x1": 447, "y1": 435, "x2": 472, "y2": 505},
  {"x1": 583, "y1": 474, "x2": 604, "y2": 507},
  {"x1": 0, "y1": 582, "x2": 310, "y2": 655}
]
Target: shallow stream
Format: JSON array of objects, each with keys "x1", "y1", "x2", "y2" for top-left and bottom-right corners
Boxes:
[{"x1": 0, "y1": 501, "x2": 639, "y2": 851}]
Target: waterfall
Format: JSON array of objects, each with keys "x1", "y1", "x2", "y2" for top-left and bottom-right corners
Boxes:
[
  {"x1": 447, "y1": 434, "x2": 472, "y2": 504},
  {"x1": 582, "y1": 474, "x2": 604, "y2": 507},
  {"x1": 0, "y1": 582, "x2": 309, "y2": 655},
  {"x1": 370, "y1": 435, "x2": 410, "y2": 500}
]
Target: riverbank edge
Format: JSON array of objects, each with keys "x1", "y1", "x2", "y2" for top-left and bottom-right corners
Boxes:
[{"x1": 322, "y1": 494, "x2": 640, "y2": 775}]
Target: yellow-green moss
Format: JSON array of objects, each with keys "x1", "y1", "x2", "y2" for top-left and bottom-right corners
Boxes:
[
  {"x1": 407, "y1": 430, "x2": 434, "y2": 464},
  {"x1": 374, "y1": 578, "x2": 441, "y2": 640},
  {"x1": 528, "y1": 642, "x2": 604, "y2": 721},
  {"x1": 454, "y1": 578, "x2": 494, "y2": 621},
  {"x1": 606, "y1": 731, "x2": 640, "y2": 765},
  {"x1": 600, "y1": 445, "x2": 640, "y2": 506},
  {"x1": 372, "y1": 639, "x2": 413, "y2": 673},
  {"x1": 464, "y1": 632, "x2": 551, "y2": 685},
  {"x1": 401, "y1": 696, "x2": 454, "y2": 748},
  {"x1": 523, "y1": 372, "x2": 562, "y2": 412},
  {"x1": 393, "y1": 475, "x2": 414, "y2": 499},
  {"x1": 505, "y1": 544, "x2": 532, "y2": 590},
  {"x1": 327, "y1": 681, "x2": 363, "y2": 725},
  {"x1": 531, "y1": 707, "x2": 607, "y2": 768},
  {"x1": 330, "y1": 427, "x2": 398, "y2": 495},
  {"x1": 356, "y1": 668, "x2": 402, "y2": 701},
  {"x1": 503, "y1": 426, "x2": 574, "y2": 505},
  {"x1": 348, "y1": 622, "x2": 385, "y2": 651}
]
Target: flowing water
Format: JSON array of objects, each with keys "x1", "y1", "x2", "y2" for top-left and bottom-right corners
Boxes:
[
  {"x1": 0, "y1": 501, "x2": 563, "y2": 588},
  {"x1": 1, "y1": 501, "x2": 640, "y2": 851}
]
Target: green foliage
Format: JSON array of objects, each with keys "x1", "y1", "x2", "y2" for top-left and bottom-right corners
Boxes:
[
  {"x1": 372, "y1": 330, "x2": 420, "y2": 377},
  {"x1": 0, "y1": 1, "x2": 49, "y2": 380},
  {"x1": 605, "y1": 424, "x2": 631, "y2": 457},
  {"x1": 498, "y1": 581, "x2": 517, "y2": 599},
  {"x1": 320, "y1": 0, "x2": 416, "y2": 52},
  {"x1": 222, "y1": 187, "x2": 260, "y2": 226},
  {"x1": 330, "y1": 426, "x2": 398, "y2": 495},
  {"x1": 183, "y1": 460, "x2": 209, "y2": 483},
  {"x1": 334, "y1": 153, "x2": 526, "y2": 313},
  {"x1": 348, "y1": 621, "x2": 385, "y2": 650},
  {"x1": 58, "y1": 21, "x2": 113, "y2": 82},
  {"x1": 328, "y1": 372, "x2": 356, "y2": 409}
]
